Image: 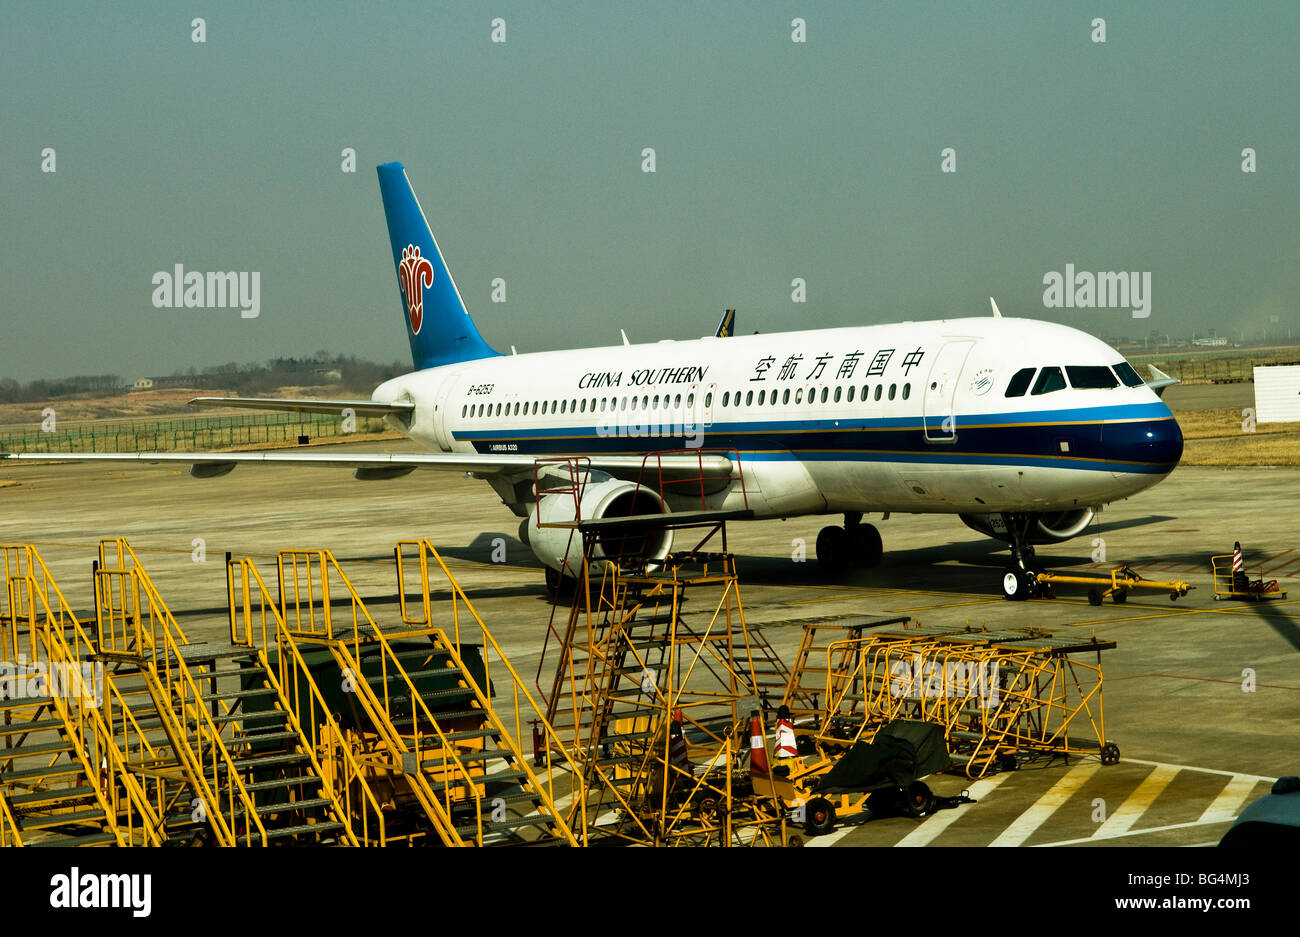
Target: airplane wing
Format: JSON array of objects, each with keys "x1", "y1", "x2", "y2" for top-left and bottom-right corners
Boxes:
[
  {"x1": 0, "y1": 449, "x2": 735, "y2": 484},
  {"x1": 188, "y1": 396, "x2": 414, "y2": 418}
]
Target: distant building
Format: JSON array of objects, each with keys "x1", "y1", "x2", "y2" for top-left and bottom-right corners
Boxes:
[
  {"x1": 1192, "y1": 337, "x2": 1229, "y2": 347},
  {"x1": 132, "y1": 377, "x2": 155, "y2": 390}
]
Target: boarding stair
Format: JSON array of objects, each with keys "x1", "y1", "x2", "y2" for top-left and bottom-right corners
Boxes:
[
  {"x1": 0, "y1": 544, "x2": 162, "y2": 846},
  {"x1": 94, "y1": 538, "x2": 358, "y2": 845},
  {"x1": 259, "y1": 543, "x2": 580, "y2": 846}
]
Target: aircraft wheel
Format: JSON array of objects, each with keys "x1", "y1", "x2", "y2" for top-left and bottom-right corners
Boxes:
[
  {"x1": 816, "y1": 526, "x2": 851, "y2": 573},
  {"x1": 1087, "y1": 588, "x2": 1103, "y2": 606},
  {"x1": 903, "y1": 781, "x2": 934, "y2": 818},
  {"x1": 1001, "y1": 567, "x2": 1030, "y2": 601},
  {"x1": 803, "y1": 796, "x2": 836, "y2": 837},
  {"x1": 544, "y1": 567, "x2": 576, "y2": 598},
  {"x1": 849, "y1": 523, "x2": 883, "y2": 567},
  {"x1": 1112, "y1": 590, "x2": 1127, "y2": 604}
]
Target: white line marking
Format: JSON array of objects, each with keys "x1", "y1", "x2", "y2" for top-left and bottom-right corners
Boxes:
[
  {"x1": 1092, "y1": 764, "x2": 1179, "y2": 838},
  {"x1": 1197, "y1": 775, "x2": 1262, "y2": 825},
  {"x1": 1122, "y1": 758, "x2": 1274, "y2": 783},
  {"x1": 894, "y1": 774, "x2": 1010, "y2": 846},
  {"x1": 988, "y1": 763, "x2": 1099, "y2": 847},
  {"x1": 1033, "y1": 816, "x2": 1237, "y2": 846}
]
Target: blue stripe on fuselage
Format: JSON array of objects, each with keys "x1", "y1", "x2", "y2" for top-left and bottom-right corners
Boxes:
[{"x1": 452, "y1": 402, "x2": 1181, "y2": 474}]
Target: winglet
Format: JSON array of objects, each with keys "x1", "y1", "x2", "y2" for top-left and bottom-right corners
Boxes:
[
  {"x1": 989, "y1": 297, "x2": 1002, "y2": 318},
  {"x1": 1146, "y1": 364, "x2": 1181, "y2": 397}
]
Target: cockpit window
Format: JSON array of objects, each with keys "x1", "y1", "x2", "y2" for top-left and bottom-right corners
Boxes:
[
  {"x1": 1065, "y1": 365, "x2": 1119, "y2": 389},
  {"x1": 1112, "y1": 361, "x2": 1145, "y2": 387},
  {"x1": 1005, "y1": 368, "x2": 1036, "y2": 397},
  {"x1": 1031, "y1": 366, "x2": 1066, "y2": 395}
]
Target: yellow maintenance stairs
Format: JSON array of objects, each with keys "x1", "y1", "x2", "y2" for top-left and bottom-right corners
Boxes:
[
  {"x1": 541, "y1": 547, "x2": 792, "y2": 846},
  {"x1": 227, "y1": 540, "x2": 583, "y2": 846},
  {"x1": 1, "y1": 544, "x2": 161, "y2": 846}
]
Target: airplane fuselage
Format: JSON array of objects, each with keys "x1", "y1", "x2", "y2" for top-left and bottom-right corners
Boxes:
[{"x1": 374, "y1": 316, "x2": 1183, "y2": 520}]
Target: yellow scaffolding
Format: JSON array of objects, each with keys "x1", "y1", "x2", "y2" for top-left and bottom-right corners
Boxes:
[
  {"x1": 245, "y1": 543, "x2": 582, "y2": 846},
  {"x1": 541, "y1": 543, "x2": 790, "y2": 846},
  {"x1": 798, "y1": 622, "x2": 1116, "y2": 778}
]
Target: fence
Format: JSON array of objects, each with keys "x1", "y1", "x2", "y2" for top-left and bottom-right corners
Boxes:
[
  {"x1": 1134, "y1": 350, "x2": 1300, "y2": 385},
  {"x1": 0, "y1": 411, "x2": 389, "y2": 454}
]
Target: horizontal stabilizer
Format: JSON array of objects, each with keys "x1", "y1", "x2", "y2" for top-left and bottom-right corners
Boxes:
[{"x1": 189, "y1": 396, "x2": 414, "y2": 418}]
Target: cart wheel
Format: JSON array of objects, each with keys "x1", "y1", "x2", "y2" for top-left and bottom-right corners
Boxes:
[
  {"x1": 1100, "y1": 742, "x2": 1121, "y2": 766},
  {"x1": 1213, "y1": 594, "x2": 1221, "y2": 601},
  {"x1": 998, "y1": 753, "x2": 1018, "y2": 772},
  {"x1": 903, "y1": 781, "x2": 934, "y2": 818},
  {"x1": 1170, "y1": 593, "x2": 1179, "y2": 602},
  {"x1": 1112, "y1": 590, "x2": 1127, "y2": 604},
  {"x1": 1087, "y1": 588, "x2": 1103, "y2": 606},
  {"x1": 796, "y1": 734, "x2": 816, "y2": 756},
  {"x1": 803, "y1": 797, "x2": 836, "y2": 837},
  {"x1": 695, "y1": 797, "x2": 719, "y2": 822},
  {"x1": 786, "y1": 834, "x2": 804, "y2": 848}
]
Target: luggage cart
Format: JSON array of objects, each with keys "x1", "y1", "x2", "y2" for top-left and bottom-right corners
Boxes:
[{"x1": 1211, "y1": 555, "x2": 1287, "y2": 602}]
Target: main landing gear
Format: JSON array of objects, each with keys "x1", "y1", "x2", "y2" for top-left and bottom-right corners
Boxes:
[
  {"x1": 815, "y1": 512, "x2": 883, "y2": 573},
  {"x1": 997, "y1": 512, "x2": 1044, "y2": 601}
]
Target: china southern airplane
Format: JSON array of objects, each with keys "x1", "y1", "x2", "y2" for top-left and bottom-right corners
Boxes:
[{"x1": 4, "y1": 162, "x2": 1184, "y2": 600}]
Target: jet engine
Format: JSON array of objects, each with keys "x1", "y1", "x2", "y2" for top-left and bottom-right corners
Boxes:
[
  {"x1": 526, "y1": 471, "x2": 672, "y2": 573},
  {"x1": 959, "y1": 508, "x2": 1095, "y2": 544}
]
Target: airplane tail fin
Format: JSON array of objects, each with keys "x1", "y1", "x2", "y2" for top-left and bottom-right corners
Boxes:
[{"x1": 376, "y1": 162, "x2": 499, "y2": 370}]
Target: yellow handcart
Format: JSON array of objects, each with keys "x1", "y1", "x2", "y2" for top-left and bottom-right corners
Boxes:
[{"x1": 1210, "y1": 555, "x2": 1287, "y2": 601}]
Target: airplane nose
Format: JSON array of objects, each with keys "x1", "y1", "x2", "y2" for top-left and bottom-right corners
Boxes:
[{"x1": 1130, "y1": 410, "x2": 1183, "y2": 472}]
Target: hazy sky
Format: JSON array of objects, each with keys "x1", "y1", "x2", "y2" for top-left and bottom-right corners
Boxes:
[{"x1": 2, "y1": 1, "x2": 1296, "y2": 383}]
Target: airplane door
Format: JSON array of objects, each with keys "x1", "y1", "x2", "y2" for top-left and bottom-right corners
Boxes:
[{"x1": 922, "y1": 340, "x2": 975, "y2": 443}]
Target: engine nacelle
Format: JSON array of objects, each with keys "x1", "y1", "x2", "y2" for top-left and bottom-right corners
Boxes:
[
  {"x1": 526, "y1": 473, "x2": 672, "y2": 573},
  {"x1": 960, "y1": 508, "x2": 1096, "y2": 545}
]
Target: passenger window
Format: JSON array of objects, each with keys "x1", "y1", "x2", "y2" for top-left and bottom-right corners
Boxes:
[
  {"x1": 795, "y1": 388, "x2": 804, "y2": 404},
  {"x1": 834, "y1": 387, "x2": 842, "y2": 403},
  {"x1": 782, "y1": 389, "x2": 791, "y2": 405},
  {"x1": 888, "y1": 384, "x2": 896, "y2": 400},
  {"x1": 820, "y1": 387, "x2": 828, "y2": 403},
  {"x1": 745, "y1": 391, "x2": 753, "y2": 406},
  {"x1": 758, "y1": 390, "x2": 765, "y2": 405},
  {"x1": 704, "y1": 392, "x2": 712, "y2": 408},
  {"x1": 848, "y1": 386, "x2": 855, "y2": 402},
  {"x1": 1005, "y1": 368, "x2": 1036, "y2": 397},
  {"x1": 1031, "y1": 367, "x2": 1066, "y2": 395},
  {"x1": 902, "y1": 383, "x2": 910, "y2": 400},
  {"x1": 874, "y1": 385, "x2": 882, "y2": 402}
]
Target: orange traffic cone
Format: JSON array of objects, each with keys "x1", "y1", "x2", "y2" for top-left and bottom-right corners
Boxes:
[
  {"x1": 669, "y1": 709, "x2": 691, "y2": 771},
  {"x1": 748, "y1": 710, "x2": 770, "y2": 777},
  {"x1": 774, "y1": 705, "x2": 798, "y2": 759}
]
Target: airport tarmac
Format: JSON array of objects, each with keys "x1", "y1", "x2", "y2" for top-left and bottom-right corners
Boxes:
[{"x1": 2, "y1": 442, "x2": 1297, "y2": 847}]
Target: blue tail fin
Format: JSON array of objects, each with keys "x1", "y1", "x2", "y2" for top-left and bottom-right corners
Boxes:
[{"x1": 377, "y1": 161, "x2": 499, "y2": 370}]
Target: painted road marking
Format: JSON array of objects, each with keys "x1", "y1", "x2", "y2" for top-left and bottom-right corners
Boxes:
[
  {"x1": 1092, "y1": 764, "x2": 1179, "y2": 838},
  {"x1": 894, "y1": 773, "x2": 1010, "y2": 846},
  {"x1": 988, "y1": 763, "x2": 1099, "y2": 846}
]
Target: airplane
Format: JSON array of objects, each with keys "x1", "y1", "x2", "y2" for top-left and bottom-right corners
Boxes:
[{"x1": 3, "y1": 161, "x2": 1184, "y2": 600}]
